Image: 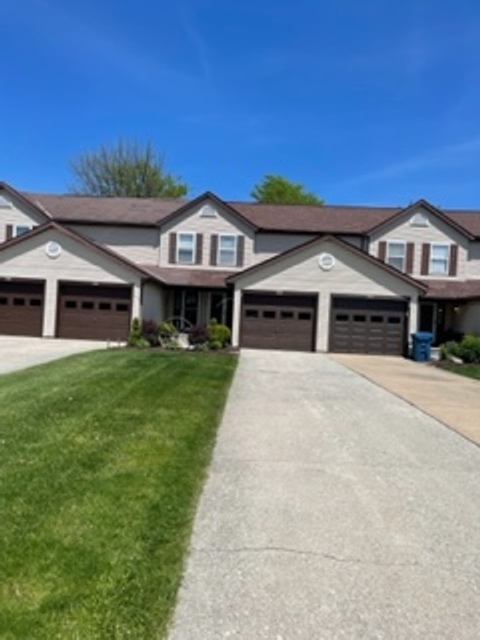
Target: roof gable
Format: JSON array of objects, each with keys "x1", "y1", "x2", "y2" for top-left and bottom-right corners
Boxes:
[
  {"x1": 158, "y1": 192, "x2": 258, "y2": 230},
  {"x1": 0, "y1": 182, "x2": 52, "y2": 224},
  {"x1": 368, "y1": 199, "x2": 475, "y2": 240},
  {"x1": 228, "y1": 234, "x2": 427, "y2": 292},
  {"x1": 0, "y1": 221, "x2": 151, "y2": 279}
]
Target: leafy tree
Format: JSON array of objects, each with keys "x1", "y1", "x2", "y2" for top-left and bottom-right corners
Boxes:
[
  {"x1": 69, "y1": 139, "x2": 189, "y2": 198},
  {"x1": 251, "y1": 174, "x2": 324, "y2": 205}
]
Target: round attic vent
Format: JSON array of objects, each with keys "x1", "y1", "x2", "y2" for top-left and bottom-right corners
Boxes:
[
  {"x1": 45, "y1": 241, "x2": 62, "y2": 259},
  {"x1": 318, "y1": 252, "x2": 335, "y2": 271}
]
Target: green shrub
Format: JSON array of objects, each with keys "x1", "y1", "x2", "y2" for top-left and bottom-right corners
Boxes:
[
  {"x1": 208, "y1": 340, "x2": 222, "y2": 350},
  {"x1": 159, "y1": 322, "x2": 177, "y2": 339},
  {"x1": 440, "y1": 341, "x2": 461, "y2": 360},
  {"x1": 128, "y1": 318, "x2": 151, "y2": 348},
  {"x1": 440, "y1": 335, "x2": 480, "y2": 363},
  {"x1": 457, "y1": 334, "x2": 480, "y2": 364},
  {"x1": 208, "y1": 320, "x2": 231, "y2": 348}
]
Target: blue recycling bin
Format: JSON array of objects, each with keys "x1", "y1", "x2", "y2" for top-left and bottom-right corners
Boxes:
[{"x1": 411, "y1": 332, "x2": 433, "y2": 362}]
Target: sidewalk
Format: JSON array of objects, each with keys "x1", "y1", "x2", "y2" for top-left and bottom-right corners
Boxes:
[{"x1": 330, "y1": 354, "x2": 480, "y2": 446}]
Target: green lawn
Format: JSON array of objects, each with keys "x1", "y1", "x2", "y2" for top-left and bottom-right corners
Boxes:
[
  {"x1": 435, "y1": 361, "x2": 480, "y2": 380},
  {"x1": 0, "y1": 350, "x2": 237, "y2": 639}
]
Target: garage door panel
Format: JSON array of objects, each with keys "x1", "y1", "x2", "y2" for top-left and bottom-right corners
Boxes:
[
  {"x1": 241, "y1": 294, "x2": 316, "y2": 352},
  {"x1": 330, "y1": 297, "x2": 407, "y2": 356},
  {"x1": 57, "y1": 284, "x2": 131, "y2": 341},
  {"x1": 0, "y1": 281, "x2": 44, "y2": 336}
]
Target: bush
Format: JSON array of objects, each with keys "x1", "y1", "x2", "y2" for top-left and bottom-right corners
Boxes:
[
  {"x1": 457, "y1": 334, "x2": 480, "y2": 364},
  {"x1": 128, "y1": 318, "x2": 150, "y2": 348},
  {"x1": 188, "y1": 324, "x2": 209, "y2": 346},
  {"x1": 440, "y1": 335, "x2": 480, "y2": 363},
  {"x1": 141, "y1": 319, "x2": 160, "y2": 346},
  {"x1": 159, "y1": 321, "x2": 177, "y2": 339},
  {"x1": 207, "y1": 320, "x2": 231, "y2": 348}
]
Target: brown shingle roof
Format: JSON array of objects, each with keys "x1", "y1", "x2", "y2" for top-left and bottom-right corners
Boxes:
[
  {"x1": 18, "y1": 190, "x2": 480, "y2": 237},
  {"x1": 138, "y1": 265, "x2": 235, "y2": 288},
  {"x1": 422, "y1": 280, "x2": 480, "y2": 300},
  {"x1": 230, "y1": 202, "x2": 401, "y2": 233},
  {"x1": 23, "y1": 193, "x2": 184, "y2": 226}
]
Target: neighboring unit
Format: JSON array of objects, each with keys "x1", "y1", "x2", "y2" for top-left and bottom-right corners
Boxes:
[{"x1": 1, "y1": 183, "x2": 479, "y2": 355}]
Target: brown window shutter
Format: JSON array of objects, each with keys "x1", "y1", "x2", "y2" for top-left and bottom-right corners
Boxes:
[
  {"x1": 210, "y1": 234, "x2": 218, "y2": 266},
  {"x1": 236, "y1": 236, "x2": 245, "y2": 267},
  {"x1": 169, "y1": 233, "x2": 177, "y2": 264},
  {"x1": 420, "y1": 243, "x2": 430, "y2": 275},
  {"x1": 406, "y1": 243, "x2": 414, "y2": 274},
  {"x1": 6, "y1": 224, "x2": 13, "y2": 241},
  {"x1": 196, "y1": 233, "x2": 203, "y2": 265},
  {"x1": 378, "y1": 241, "x2": 386, "y2": 262},
  {"x1": 449, "y1": 244, "x2": 458, "y2": 276}
]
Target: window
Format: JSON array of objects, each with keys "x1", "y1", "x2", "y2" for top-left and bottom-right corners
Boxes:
[
  {"x1": 177, "y1": 233, "x2": 196, "y2": 264},
  {"x1": 200, "y1": 204, "x2": 217, "y2": 218},
  {"x1": 430, "y1": 244, "x2": 449, "y2": 275},
  {"x1": 410, "y1": 212, "x2": 429, "y2": 227},
  {"x1": 15, "y1": 225, "x2": 32, "y2": 237},
  {"x1": 218, "y1": 234, "x2": 237, "y2": 266},
  {"x1": 386, "y1": 242, "x2": 406, "y2": 271}
]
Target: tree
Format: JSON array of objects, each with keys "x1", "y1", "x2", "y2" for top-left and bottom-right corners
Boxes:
[
  {"x1": 251, "y1": 174, "x2": 324, "y2": 205},
  {"x1": 69, "y1": 139, "x2": 189, "y2": 198}
]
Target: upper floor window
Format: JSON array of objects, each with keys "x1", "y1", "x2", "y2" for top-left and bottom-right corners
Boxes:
[
  {"x1": 15, "y1": 225, "x2": 32, "y2": 237},
  {"x1": 218, "y1": 234, "x2": 237, "y2": 266},
  {"x1": 177, "y1": 233, "x2": 196, "y2": 264},
  {"x1": 430, "y1": 244, "x2": 449, "y2": 275},
  {"x1": 386, "y1": 241, "x2": 406, "y2": 271}
]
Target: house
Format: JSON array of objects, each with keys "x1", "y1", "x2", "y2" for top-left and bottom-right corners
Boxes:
[{"x1": 0, "y1": 181, "x2": 479, "y2": 355}]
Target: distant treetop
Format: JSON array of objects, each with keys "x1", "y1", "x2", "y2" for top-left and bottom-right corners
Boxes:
[
  {"x1": 251, "y1": 174, "x2": 324, "y2": 205},
  {"x1": 68, "y1": 139, "x2": 189, "y2": 198}
]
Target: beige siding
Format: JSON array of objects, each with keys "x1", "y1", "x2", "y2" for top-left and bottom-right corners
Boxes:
[
  {"x1": 159, "y1": 200, "x2": 255, "y2": 269},
  {"x1": 254, "y1": 233, "x2": 315, "y2": 263},
  {"x1": 456, "y1": 301, "x2": 480, "y2": 335},
  {"x1": 254, "y1": 233, "x2": 363, "y2": 265},
  {"x1": 0, "y1": 193, "x2": 49, "y2": 243},
  {"x1": 67, "y1": 224, "x2": 159, "y2": 264},
  {"x1": 369, "y1": 206, "x2": 469, "y2": 279},
  {"x1": 467, "y1": 242, "x2": 480, "y2": 278},
  {"x1": 231, "y1": 238, "x2": 420, "y2": 351},
  {"x1": 142, "y1": 282, "x2": 165, "y2": 322},
  {"x1": 0, "y1": 229, "x2": 143, "y2": 336}
]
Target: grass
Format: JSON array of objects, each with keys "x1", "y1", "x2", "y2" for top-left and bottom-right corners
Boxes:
[
  {"x1": 434, "y1": 361, "x2": 480, "y2": 380},
  {"x1": 0, "y1": 349, "x2": 237, "y2": 639}
]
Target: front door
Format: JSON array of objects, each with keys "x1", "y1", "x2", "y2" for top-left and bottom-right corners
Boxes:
[{"x1": 173, "y1": 289, "x2": 199, "y2": 329}]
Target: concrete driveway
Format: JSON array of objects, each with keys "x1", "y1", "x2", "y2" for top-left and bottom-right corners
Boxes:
[
  {"x1": 0, "y1": 336, "x2": 106, "y2": 374},
  {"x1": 169, "y1": 350, "x2": 480, "y2": 639}
]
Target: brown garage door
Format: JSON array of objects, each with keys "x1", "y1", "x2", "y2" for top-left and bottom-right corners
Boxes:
[
  {"x1": 0, "y1": 281, "x2": 44, "y2": 336},
  {"x1": 330, "y1": 296, "x2": 407, "y2": 355},
  {"x1": 241, "y1": 292, "x2": 316, "y2": 352},
  {"x1": 57, "y1": 284, "x2": 132, "y2": 340}
]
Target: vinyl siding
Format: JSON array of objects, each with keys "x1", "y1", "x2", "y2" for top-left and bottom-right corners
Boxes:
[
  {"x1": 369, "y1": 207, "x2": 469, "y2": 279},
  {"x1": 231, "y1": 238, "x2": 420, "y2": 351},
  {"x1": 159, "y1": 201, "x2": 254, "y2": 269},
  {"x1": 67, "y1": 224, "x2": 160, "y2": 264},
  {"x1": 254, "y1": 233, "x2": 315, "y2": 263},
  {"x1": 467, "y1": 242, "x2": 480, "y2": 278},
  {"x1": 0, "y1": 229, "x2": 143, "y2": 336},
  {"x1": 456, "y1": 301, "x2": 480, "y2": 334},
  {"x1": 0, "y1": 194, "x2": 49, "y2": 242}
]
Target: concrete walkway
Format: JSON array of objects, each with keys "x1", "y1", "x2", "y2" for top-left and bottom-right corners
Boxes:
[
  {"x1": 0, "y1": 336, "x2": 106, "y2": 374},
  {"x1": 331, "y1": 354, "x2": 480, "y2": 446},
  {"x1": 169, "y1": 350, "x2": 480, "y2": 639}
]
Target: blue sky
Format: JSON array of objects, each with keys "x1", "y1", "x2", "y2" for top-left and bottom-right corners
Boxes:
[{"x1": 2, "y1": 0, "x2": 480, "y2": 207}]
